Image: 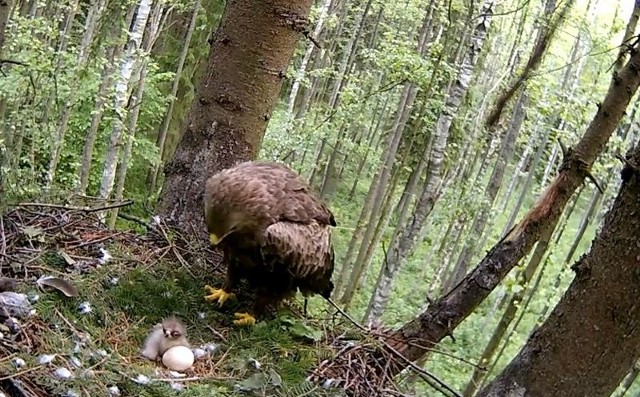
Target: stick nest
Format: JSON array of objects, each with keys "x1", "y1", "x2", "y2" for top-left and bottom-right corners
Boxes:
[
  {"x1": 0, "y1": 202, "x2": 433, "y2": 397},
  {"x1": 0, "y1": 203, "x2": 223, "y2": 396}
]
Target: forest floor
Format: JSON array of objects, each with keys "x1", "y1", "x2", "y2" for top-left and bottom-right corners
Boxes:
[{"x1": 0, "y1": 203, "x2": 356, "y2": 397}]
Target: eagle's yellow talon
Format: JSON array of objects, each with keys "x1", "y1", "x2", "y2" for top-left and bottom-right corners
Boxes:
[
  {"x1": 233, "y1": 312, "x2": 256, "y2": 326},
  {"x1": 204, "y1": 285, "x2": 235, "y2": 307}
]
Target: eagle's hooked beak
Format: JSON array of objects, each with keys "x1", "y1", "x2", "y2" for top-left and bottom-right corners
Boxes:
[{"x1": 209, "y1": 233, "x2": 220, "y2": 246}]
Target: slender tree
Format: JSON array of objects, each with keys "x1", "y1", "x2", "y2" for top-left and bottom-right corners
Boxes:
[
  {"x1": 98, "y1": 0, "x2": 152, "y2": 200},
  {"x1": 376, "y1": 35, "x2": 640, "y2": 376},
  {"x1": 0, "y1": 0, "x2": 12, "y2": 55},
  {"x1": 147, "y1": 0, "x2": 202, "y2": 196},
  {"x1": 362, "y1": 0, "x2": 494, "y2": 323},
  {"x1": 485, "y1": 0, "x2": 573, "y2": 127}
]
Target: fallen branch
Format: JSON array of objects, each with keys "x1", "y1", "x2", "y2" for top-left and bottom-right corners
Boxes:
[
  {"x1": 318, "y1": 298, "x2": 463, "y2": 397},
  {"x1": 14, "y1": 200, "x2": 134, "y2": 213},
  {"x1": 379, "y1": 26, "x2": 640, "y2": 376}
]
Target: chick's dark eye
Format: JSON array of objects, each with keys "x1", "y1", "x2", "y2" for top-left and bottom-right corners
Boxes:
[{"x1": 171, "y1": 331, "x2": 180, "y2": 338}]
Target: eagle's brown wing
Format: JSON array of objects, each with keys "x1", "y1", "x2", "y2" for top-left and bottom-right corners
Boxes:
[
  {"x1": 211, "y1": 161, "x2": 336, "y2": 227},
  {"x1": 261, "y1": 220, "x2": 334, "y2": 297}
]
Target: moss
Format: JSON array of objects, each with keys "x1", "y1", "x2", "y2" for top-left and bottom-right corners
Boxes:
[{"x1": 4, "y1": 228, "x2": 338, "y2": 396}]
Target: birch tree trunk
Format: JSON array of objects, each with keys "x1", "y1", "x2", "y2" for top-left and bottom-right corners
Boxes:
[
  {"x1": 76, "y1": 5, "x2": 136, "y2": 194},
  {"x1": 108, "y1": 1, "x2": 165, "y2": 227},
  {"x1": 98, "y1": 0, "x2": 152, "y2": 200},
  {"x1": 285, "y1": 0, "x2": 332, "y2": 121},
  {"x1": 362, "y1": 1, "x2": 493, "y2": 323},
  {"x1": 147, "y1": 0, "x2": 202, "y2": 196},
  {"x1": 45, "y1": 0, "x2": 108, "y2": 187},
  {"x1": 156, "y1": 0, "x2": 315, "y2": 234}
]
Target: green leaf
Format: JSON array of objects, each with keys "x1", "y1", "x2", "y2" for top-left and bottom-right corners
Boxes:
[
  {"x1": 269, "y1": 368, "x2": 283, "y2": 387},
  {"x1": 279, "y1": 316, "x2": 322, "y2": 342},
  {"x1": 235, "y1": 372, "x2": 268, "y2": 392}
]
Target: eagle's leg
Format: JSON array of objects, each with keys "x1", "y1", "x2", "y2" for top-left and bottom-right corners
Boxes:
[
  {"x1": 232, "y1": 293, "x2": 271, "y2": 327},
  {"x1": 204, "y1": 259, "x2": 240, "y2": 307},
  {"x1": 303, "y1": 298, "x2": 308, "y2": 318}
]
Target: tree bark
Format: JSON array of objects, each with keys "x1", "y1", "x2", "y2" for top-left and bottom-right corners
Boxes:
[
  {"x1": 0, "y1": 0, "x2": 13, "y2": 56},
  {"x1": 445, "y1": 90, "x2": 528, "y2": 291},
  {"x1": 147, "y1": 0, "x2": 202, "y2": 196},
  {"x1": 485, "y1": 0, "x2": 572, "y2": 128},
  {"x1": 285, "y1": 0, "x2": 333, "y2": 121},
  {"x1": 156, "y1": 0, "x2": 314, "y2": 234},
  {"x1": 383, "y1": 39, "x2": 640, "y2": 374},
  {"x1": 476, "y1": 138, "x2": 640, "y2": 397},
  {"x1": 98, "y1": 0, "x2": 152, "y2": 200},
  {"x1": 108, "y1": 0, "x2": 166, "y2": 227},
  {"x1": 613, "y1": 0, "x2": 640, "y2": 73}
]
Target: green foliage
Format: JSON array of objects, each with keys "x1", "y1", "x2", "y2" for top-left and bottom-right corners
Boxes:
[{"x1": 2, "y1": 0, "x2": 639, "y2": 394}]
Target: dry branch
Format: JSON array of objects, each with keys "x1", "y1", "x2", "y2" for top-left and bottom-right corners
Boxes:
[
  {"x1": 485, "y1": 0, "x2": 573, "y2": 128},
  {"x1": 313, "y1": 30, "x2": 640, "y2": 393},
  {"x1": 383, "y1": 34, "x2": 640, "y2": 371}
]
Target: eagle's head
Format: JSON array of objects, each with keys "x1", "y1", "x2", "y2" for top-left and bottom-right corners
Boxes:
[{"x1": 205, "y1": 208, "x2": 250, "y2": 246}]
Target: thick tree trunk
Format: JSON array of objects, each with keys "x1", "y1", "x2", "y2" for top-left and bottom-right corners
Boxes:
[
  {"x1": 476, "y1": 140, "x2": 640, "y2": 397},
  {"x1": 156, "y1": 0, "x2": 314, "y2": 234},
  {"x1": 383, "y1": 40, "x2": 640, "y2": 374}
]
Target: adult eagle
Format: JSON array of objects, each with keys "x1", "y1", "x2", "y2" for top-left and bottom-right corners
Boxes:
[{"x1": 202, "y1": 161, "x2": 336, "y2": 326}]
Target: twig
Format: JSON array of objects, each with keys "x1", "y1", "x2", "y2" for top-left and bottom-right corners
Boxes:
[
  {"x1": 325, "y1": 297, "x2": 463, "y2": 397},
  {"x1": 155, "y1": 376, "x2": 202, "y2": 382},
  {"x1": 185, "y1": 316, "x2": 226, "y2": 342},
  {"x1": 384, "y1": 342, "x2": 462, "y2": 397},
  {"x1": 14, "y1": 200, "x2": 134, "y2": 213},
  {"x1": 54, "y1": 308, "x2": 84, "y2": 338},
  {"x1": 154, "y1": 219, "x2": 195, "y2": 277},
  {"x1": 0, "y1": 216, "x2": 6, "y2": 256},
  {"x1": 324, "y1": 298, "x2": 368, "y2": 333},
  {"x1": 584, "y1": 170, "x2": 604, "y2": 194},
  {"x1": 0, "y1": 365, "x2": 45, "y2": 381},
  {"x1": 303, "y1": 30, "x2": 321, "y2": 49},
  {"x1": 616, "y1": 153, "x2": 640, "y2": 173},
  {"x1": 117, "y1": 212, "x2": 154, "y2": 230}
]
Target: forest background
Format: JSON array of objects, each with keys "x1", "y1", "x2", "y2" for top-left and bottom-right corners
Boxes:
[{"x1": 1, "y1": 0, "x2": 640, "y2": 395}]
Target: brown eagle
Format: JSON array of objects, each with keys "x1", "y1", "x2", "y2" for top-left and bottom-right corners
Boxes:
[{"x1": 202, "y1": 160, "x2": 336, "y2": 326}]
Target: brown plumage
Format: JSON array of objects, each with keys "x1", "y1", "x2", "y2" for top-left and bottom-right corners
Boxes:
[{"x1": 203, "y1": 161, "x2": 336, "y2": 326}]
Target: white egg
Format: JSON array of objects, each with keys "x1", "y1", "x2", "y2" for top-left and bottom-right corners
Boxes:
[{"x1": 161, "y1": 346, "x2": 194, "y2": 371}]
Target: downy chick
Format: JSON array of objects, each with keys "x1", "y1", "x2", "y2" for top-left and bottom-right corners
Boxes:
[{"x1": 141, "y1": 316, "x2": 190, "y2": 362}]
